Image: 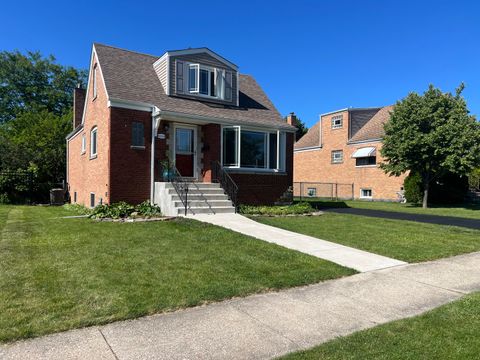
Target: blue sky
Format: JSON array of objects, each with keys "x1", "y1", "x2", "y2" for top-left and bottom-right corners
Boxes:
[{"x1": 1, "y1": 0, "x2": 478, "y2": 127}]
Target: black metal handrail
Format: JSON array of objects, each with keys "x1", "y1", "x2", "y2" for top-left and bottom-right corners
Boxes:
[
  {"x1": 170, "y1": 166, "x2": 191, "y2": 216},
  {"x1": 211, "y1": 161, "x2": 239, "y2": 212}
]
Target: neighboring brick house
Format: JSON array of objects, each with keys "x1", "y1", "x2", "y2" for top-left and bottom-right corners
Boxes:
[
  {"x1": 294, "y1": 106, "x2": 406, "y2": 201},
  {"x1": 66, "y1": 43, "x2": 295, "y2": 213}
]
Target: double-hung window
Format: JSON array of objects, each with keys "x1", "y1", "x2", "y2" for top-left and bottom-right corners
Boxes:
[
  {"x1": 131, "y1": 122, "x2": 145, "y2": 148},
  {"x1": 222, "y1": 126, "x2": 286, "y2": 171},
  {"x1": 90, "y1": 127, "x2": 97, "y2": 158},
  {"x1": 188, "y1": 63, "x2": 225, "y2": 99},
  {"x1": 331, "y1": 115, "x2": 343, "y2": 129}
]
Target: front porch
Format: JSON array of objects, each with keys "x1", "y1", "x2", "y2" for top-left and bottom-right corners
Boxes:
[{"x1": 151, "y1": 118, "x2": 293, "y2": 212}]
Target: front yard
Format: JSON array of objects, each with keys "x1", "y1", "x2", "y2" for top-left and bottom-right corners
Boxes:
[
  {"x1": 282, "y1": 291, "x2": 480, "y2": 359},
  {"x1": 301, "y1": 198, "x2": 480, "y2": 220},
  {"x1": 257, "y1": 212, "x2": 480, "y2": 262},
  {"x1": 0, "y1": 205, "x2": 353, "y2": 343}
]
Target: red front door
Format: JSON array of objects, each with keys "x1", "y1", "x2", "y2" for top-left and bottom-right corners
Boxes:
[{"x1": 175, "y1": 127, "x2": 195, "y2": 177}]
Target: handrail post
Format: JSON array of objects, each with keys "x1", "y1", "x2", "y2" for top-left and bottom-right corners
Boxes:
[{"x1": 184, "y1": 185, "x2": 188, "y2": 216}]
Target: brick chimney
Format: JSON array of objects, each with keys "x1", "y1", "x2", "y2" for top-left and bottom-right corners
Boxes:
[
  {"x1": 73, "y1": 84, "x2": 86, "y2": 129},
  {"x1": 286, "y1": 112, "x2": 297, "y2": 126}
]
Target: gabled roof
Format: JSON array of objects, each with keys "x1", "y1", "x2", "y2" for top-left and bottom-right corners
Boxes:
[
  {"x1": 93, "y1": 43, "x2": 294, "y2": 131},
  {"x1": 349, "y1": 105, "x2": 393, "y2": 143},
  {"x1": 294, "y1": 105, "x2": 393, "y2": 150},
  {"x1": 162, "y1": 47, "x2": 238, "y2": 70}
]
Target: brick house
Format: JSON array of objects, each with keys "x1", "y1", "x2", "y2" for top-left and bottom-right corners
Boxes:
[
  {"x1": 293, "y1": 106, "x2": 406, "y2": 201},
  {"x1": 66, "y1": 44, "x2": 295, "y2": 214}
]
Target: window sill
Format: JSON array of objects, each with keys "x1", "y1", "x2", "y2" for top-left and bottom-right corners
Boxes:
[
  {"x1": 224, "y1": 168, "x2": 287, "y2": 175},
  {"x1": 131, "y1": 145, "x2": 145, "y2": 150},
  {"x1": 355, "y1": 165, "x2": 377, "y2": 168},
  {"x1": 90, "y1": 154, "x2": 97, "y2": 160},
  {"x1": 331, "y1": 162, "x2": 343, "y2": 165},
  {"x1": 81, "y1": 151, "x2": 86, "y2": 155}
]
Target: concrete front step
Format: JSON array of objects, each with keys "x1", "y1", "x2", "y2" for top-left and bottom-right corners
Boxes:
[
  {"x1": 167, "y1": 188, "x2": 226, "y2": 196},
  {"x1": 176, "y1": 206, "x2": 236, "y2": 215},
  {"x1": 174, "y1": 200, "x2": 233, "y2": 208},
  {"x1": 164, "y1": 182, "x2": 221, "y2": 189},
  {"x1": 171, "y1": 194, "x2": 230, "y2": 201}
]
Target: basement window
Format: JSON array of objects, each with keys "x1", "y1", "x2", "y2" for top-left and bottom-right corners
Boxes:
[{"x1": 360, "y1": 189, "x2": 372, "y2": 199}]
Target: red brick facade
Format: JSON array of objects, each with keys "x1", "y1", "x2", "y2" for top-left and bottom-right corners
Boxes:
[
  {"x1": 67, "y1": 55, "x2": 293, "y2": 206},
  {"x1": 294, "y1": 110, "x2": 406, "y2": 201}
]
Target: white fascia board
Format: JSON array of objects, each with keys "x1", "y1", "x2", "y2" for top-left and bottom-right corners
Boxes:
[
  {"x1": 294, "y1": 145, "x2": 322, "y2": 153},
  {"x1": 108, "y1": 98, "x2": 157, "y2": 112},
  {"x1": 163, "y1": 48, "x2": 238, "y2": 71},
  {"x1": 320, "y1": 108, "x2": 349, "y2": 117},
  {"x1": 81, "y1": 45, "x2": 110, "y2": 125},
  {"x1": 159, "y1": 109, "x2": 296, "y2": 133}
]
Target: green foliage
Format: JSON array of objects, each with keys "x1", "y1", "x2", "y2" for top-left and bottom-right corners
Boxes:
[
  {"x1": 62, "y1": 203, "x2": 91, "y2": 215},
  {"x1": 89, "y1": 201, "x2": 162, "y2": 219},
  {"x1": 135, "y1": 200, "x2": 162, "y2": 217},
  {"x1": 239, "y1": 202, "x2": 314, "y2": 216},
  {"x1": 0, "y1": 50, "x2": 87, "y2": 123},
  {"x1": 0, "y1": 166, "x2": 38, "y2": 204},
  {"x1": 404, "y1": 173, "x2": 423, "y2": 204},
  {"x1": 381, "y1": 84, "x2": 480, "y2": 207},
  {"x1": 469, "y1": 168, "x2": 480, "y2": 190}
]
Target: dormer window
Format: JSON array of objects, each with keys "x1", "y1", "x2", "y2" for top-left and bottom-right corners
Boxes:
[{"x1": 187, "y1": 63, "x2": 226, "y2": 99}]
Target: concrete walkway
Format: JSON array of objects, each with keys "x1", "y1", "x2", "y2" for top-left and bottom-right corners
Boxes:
[
  {"x1": 188, "y1": 213, "x2": 406, "y2": 272},
  {"x1": 324, "y1": 207, "x2": 480, "y2": 230},
  {"x1": 2, "y1": 252, "x2": 479, "y2": 360}
]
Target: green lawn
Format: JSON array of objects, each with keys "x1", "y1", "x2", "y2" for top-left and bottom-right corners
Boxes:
[
  {"x1": 281, "y1": 292, "x2": 480, "y2": 359},
  {"x1": 256, "y1": 213, "x2": 480, "y2": 262},
  {"x1": 0, "y1": 205, "x2": 354, "y2": 343},
  {"x1": 299, "y1": 198, "x2": 480, "y2": 220}
]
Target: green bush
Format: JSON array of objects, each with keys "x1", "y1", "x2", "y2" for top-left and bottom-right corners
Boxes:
[
  {"x1": 239, "y1": 202, "x2": 314, "y2": 216},
  {"x1": 404, "y1": 173, "x2": 423, "y2": 204},
  {"x1": 135, "y1": 201, "x2": 162, "y2": 217},
  {"x1": 88, "y1": 201, "x2": 162, "y2": 219}
]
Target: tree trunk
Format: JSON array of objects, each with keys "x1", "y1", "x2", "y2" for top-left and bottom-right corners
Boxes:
[{"x1": 422, "y1": 181, "x2": 429, "y2": 209}]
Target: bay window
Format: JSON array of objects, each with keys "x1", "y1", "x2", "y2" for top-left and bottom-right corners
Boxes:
[{"x1": 222, "y1": 126, "x2": 286, "y2": 171}]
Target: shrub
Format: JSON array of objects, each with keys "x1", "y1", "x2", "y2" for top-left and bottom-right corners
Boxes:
[
  {"x1": 404, "y1": 172, "x2": 423, "y2": 204},
  {"x1": 88, "y1": 201, "x2": 162, "y2": 219},
  {"x1": 135, "y1": 201, "x2": 162, "y2": 217},
  {"x1": 89, "y1": 202, "x2": 135, "y2": 219},
  {"x1": 239, "y1": 202, "x2": 314, "y2": 216}
]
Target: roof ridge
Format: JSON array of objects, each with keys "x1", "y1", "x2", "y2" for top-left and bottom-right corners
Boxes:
[{"x1": 94, "y1": 42, "x2": 160, "y2": 59}]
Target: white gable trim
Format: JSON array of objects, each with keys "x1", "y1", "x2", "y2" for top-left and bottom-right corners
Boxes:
[
  {"x1": 80, "y1": 44, "x2": 110, "y2": 126},
  {"x1": 162, "y1": 48, "x2": 238, "y2": 71}
]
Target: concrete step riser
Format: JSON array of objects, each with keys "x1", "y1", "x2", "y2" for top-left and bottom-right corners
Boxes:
[
  {"x1": 164, "y1": 183, "x2": 221, "y2": 189},
  {"x1": 171, "y1": 195, "x2": 230, "y2": 201},
  {"x1": 174, "y1": 201, "x2": 233, "y2": 208},
  {"x1": 168, "y1": 189, "x2": 226, "y2": 196},
  {"x1": 177, "y1": 207, "x2": 236, "y2": 215}
]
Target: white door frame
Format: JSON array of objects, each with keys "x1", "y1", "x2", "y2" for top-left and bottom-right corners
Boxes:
[{"x1": 173, "y1": 123, "x2": 198, "y2": 179}]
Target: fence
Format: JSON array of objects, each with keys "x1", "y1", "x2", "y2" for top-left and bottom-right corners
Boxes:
[{"x1": 294, "y1": 182, "x2": 354, "y2": 201}]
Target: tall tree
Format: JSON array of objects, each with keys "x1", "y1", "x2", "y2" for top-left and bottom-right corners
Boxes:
[
  {"x1": 381, "y1": 84, "x2": 480, "y2": 208},
  {"x1": 0, "y1": 50, "x2": 87, "y2": 123}
]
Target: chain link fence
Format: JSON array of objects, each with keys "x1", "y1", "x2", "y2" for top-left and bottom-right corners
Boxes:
[{"x1": 294, "y1": 182, "x2": 354, "y2": 201}]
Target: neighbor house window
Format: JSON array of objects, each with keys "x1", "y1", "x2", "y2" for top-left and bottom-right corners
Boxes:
[
  {"x1": 331, "y1": 150, "x2": 343, "y2": 164},
  {"x1": 356, "y1": 156, "x2": 376, "y2": 167},
  {"x1": 360, "y1": 189, "x2": 372, "y2": 199},
  {"x1": 222, "y1": 126, "x2": 286, "y2": 171},
  {"x1": 90, "y1": 127, "x2": 97, "y2": 158},
  {"x1": 93, "y1": 65, "x2": 97, "y2": 99},
  {"x1": 187, "y1": 63, "x2": 226, "y2": 99},
  {"x1": 131, "y1": 122, "x2": 145, "y2": 147},
  {"x1": 331, "y1": 115, "x2": 343, "y2": 129},
  {"x1": 90, "y1": 193, "x2": 95, "y2": 208},
  {"x1": 81, "y1": 134, "x2": 86, "y2": 154},
  {"x1": 307, "y1": 188, "x2": 317, "y2": 197}
]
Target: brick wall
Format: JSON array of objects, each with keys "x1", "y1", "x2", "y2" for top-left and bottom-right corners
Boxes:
[
  {"x1": 67, "y1": 52, "x2": 110, "y2": 207},
  {"x1": 294, "y1": 110, "x2": 406, "y2": 201}
]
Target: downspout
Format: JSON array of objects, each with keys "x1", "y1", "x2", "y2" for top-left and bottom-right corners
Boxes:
[{"x1": 150, "y1": 107, "x2": 156, "y2": 204}]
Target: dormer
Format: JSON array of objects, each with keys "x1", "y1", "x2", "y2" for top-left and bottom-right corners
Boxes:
[{"x1": 154, "y1": 48, "x2": 239, "y2": 106}]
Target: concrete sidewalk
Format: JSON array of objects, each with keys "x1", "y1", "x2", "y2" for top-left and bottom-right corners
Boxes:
[
  {"x1": 2, "y1": 252, "x2": 479, "y2": 360},
  {"x1": 188, "y1": 213, "x2": 406, "y2": 272}
]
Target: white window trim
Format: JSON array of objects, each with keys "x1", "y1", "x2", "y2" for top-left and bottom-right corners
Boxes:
[
  {"x1": 90, "y1": 127, "x2": 98, "y2": 158},
  {"x1": 221, "y1": 125, "x2": 286, "y2": 172},
  {"x1": 331, "y1": 150, "x2": 343, "y2": 164},
  {"x1": 187, "y1": 62, "x2": 225, "y2": 100},
  {"x1": 81, "y1": 134, "x2": 86, "y2": 154},
  {"x1": 331, "y1": 115, "x2": 343, "y2": 129},
  {"x1": 360, "y1": 188, "x2": 373, "y2": 199}
]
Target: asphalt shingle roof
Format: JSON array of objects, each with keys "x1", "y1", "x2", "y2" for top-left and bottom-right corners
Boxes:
[{"x1": 94, "y1": 43, "x2": 294, "y2": 131}]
